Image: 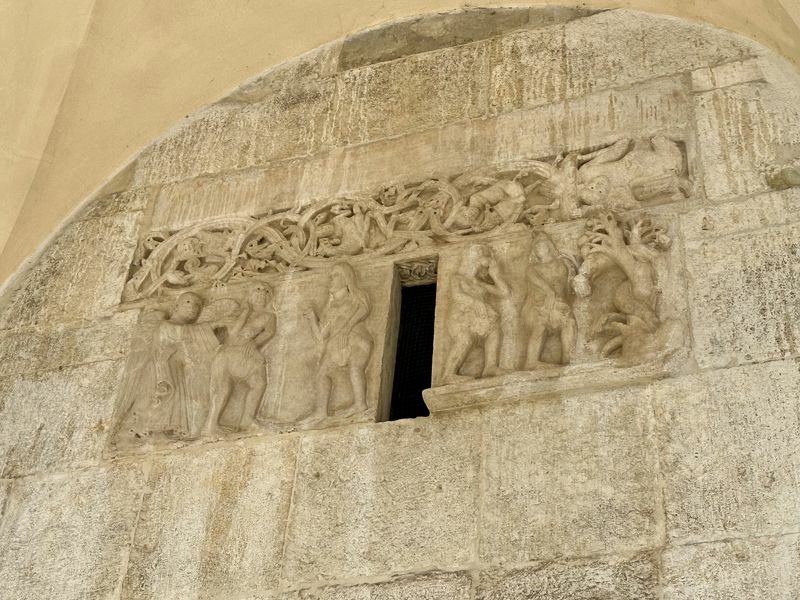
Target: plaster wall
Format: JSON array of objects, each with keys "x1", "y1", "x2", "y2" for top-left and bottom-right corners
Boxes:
[
  {"x1": 4, "y1": 0, "x2": 800, "y2": 288},
  {"x1": 1, "y1": 8, "x2": 800, "y2": 599}
]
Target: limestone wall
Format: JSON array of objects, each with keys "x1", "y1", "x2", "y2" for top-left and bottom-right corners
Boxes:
[{"x1": 2, "y1": 9, "x2": 800, "y2": 599}]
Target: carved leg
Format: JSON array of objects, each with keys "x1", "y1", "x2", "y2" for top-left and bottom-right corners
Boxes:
[
  {"x1": 443, "y1": 335, "x2": 473, "y2": 382},
  {"x1": 240, "y1": 365, "x2": 267, "y2": 431},
  {"x1": 524, "y1": 321, "x2": 547, "y2": 370},
  {"x1": 311, "y1": 367, "x2": 333, "y2": 420},
  {"x1": 205, "y1": 358, "x2": 232, "y2": 435},
  {"x1": 482, "y1": 329, "x2": 502, "y2": 378},
  {"x1": 560, "y1": 318, "x2": 578, "y2": 365},
  {"x1": 344, "y1": 362, "x2": 369, "y2": 416}
]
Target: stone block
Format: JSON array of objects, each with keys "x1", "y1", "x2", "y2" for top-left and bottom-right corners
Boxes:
[
  {"x1": 76, "y1": 186, "x2": 153, "y2": 221},
  {"x1": 0, "y1": 310, "x2": 138, "y2": 379},
  {"x1": 564, "y1": 10, "x2": 755, "y2": 98},
  {"x1": 480, "y1": 389, "x2": 660, "y2": 564},
  {"x1": 120, "y1": 437, "x2": 297, "y2": 600},
  {"x1": 0, "y1": 359, "x2": 124, "y2": 477},
  {"x1": 695, "y1": 80, "x2": 800, "y2": 202},
  {"x1": 679, "y1": 188, "x2": 800, "y2": 243},
  {"x1": 654, "y1": 360, "x2": 800, "y2": 544},
  {"x1": 283, "y1": 572, "x2": 472, "y2": 600},
  {"x1": 476, "y1": 554, "x2": 658, "y2": 599},
  {"x1": 151, "y1": 163, "x2": 305, "y2": 230},
  {"x1": 330, "y1": 41, "x2": 489, "y2": 146},
  {"x1": 662, "y1": 535, "x2": 800, "y2": 599},
  {"x1": 487, "y1": 25, "x2": 565, "y2": 114},
  {"x1": 690, "y1": 58, "x2": 764, "y2": 93},
  {"x1": 0, "y1": 464, "x2": 145, "y2": 600},
  {"x1": 281, "y1": 412, "x2": 480, "y2": 585},
  {"x1": 684, "y1": 222, "x2": 800, "y2": 369},
  {"x1": 0, "y1": 211, "x2": 141, "y2": 330},
  {"x1": 134, "y1": 81, "x2": 334, "y2": 187}
]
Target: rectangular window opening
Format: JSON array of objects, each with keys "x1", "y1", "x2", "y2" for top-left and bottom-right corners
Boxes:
[{"x1": 388, "y1": 281, "x2": 436, "y2": 421}]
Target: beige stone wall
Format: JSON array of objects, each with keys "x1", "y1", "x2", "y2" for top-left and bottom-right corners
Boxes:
[
  {"x1": 4, "y1": 0, "x2": 800, "y2": 289},
  {"x1": 2, "y1": 8, "x2": 800, "y2": 598}
]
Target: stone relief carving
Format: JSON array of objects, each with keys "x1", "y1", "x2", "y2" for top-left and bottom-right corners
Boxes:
[
  {"x1": 302, "y1": 263, "x2": 374, "y2": 423},
  {"x1": 435, "y1": 211, "x2": 686, "y2": 386},
  {"x1": 122, "y1": 136, "x2": 690, "y2": 302},
  {"x1": 396, "y1": 256, "x2": 438, "y2": 286}
]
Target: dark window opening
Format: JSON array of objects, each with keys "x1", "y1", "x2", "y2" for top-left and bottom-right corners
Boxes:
[{"x1": 388, "y1": 283, "x2": 436, "y2": 421}]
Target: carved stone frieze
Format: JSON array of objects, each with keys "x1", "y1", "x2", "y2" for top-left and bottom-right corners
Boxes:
[
  {"x1": 433, "y1": 210, "x2": 687, "y2": 387},
  {"x1": 122, "y1": 136, "x2": 690, "y2": 301},
  {"x1": 396, "y1": 256, "x2": 438, "y2": 286}
]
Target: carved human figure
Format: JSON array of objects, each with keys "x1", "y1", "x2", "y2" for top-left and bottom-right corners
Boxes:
[
  {"x1": 304, "y1": 262, "x2": 373, "y2": 420},
  {"x1": 442, "y1": 244, "x2": 510, "y2": 382},
  {"x1": 203, "y1": 283, "x2": 277, "y2": 434},
  {"x1": 522, "y1": 234, "x2": 577, "y2": 368},
  {"x1": 152, "y1": 292, "x2": 219, "y2": 437}
]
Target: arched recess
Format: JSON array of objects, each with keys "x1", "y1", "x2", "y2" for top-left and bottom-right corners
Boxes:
[{"x1": 2, "y1": 8, "x2": 800, "y2": 599}]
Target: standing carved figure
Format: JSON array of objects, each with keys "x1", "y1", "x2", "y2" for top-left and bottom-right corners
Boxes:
[
  {"x1": 152, "y1": 292, "x2": 219, "y2": 438},
  {"x1": 304, "y1": 262, "x2": 373, "y2": 421},
  {"x1": 522, "y1": 234, "x2": 577, "y2": 368},
  {"x1": 442, "y1": 244, "x2": 510, "y2": 382},
  {"x1": 203, "y1": 283, "x2": 277, "y2": 434}
]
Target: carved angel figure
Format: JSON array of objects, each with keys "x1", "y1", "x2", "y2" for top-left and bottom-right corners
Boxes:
[
  {"x1": 442, "y1": 244, "x2": 510, "y2": 382},
  {"x1": 303, "y1": 262, "x2": 373, "y2": 421},
  {"x1": 522, "y1": 233, "x2": 578, "y2": 368},
  {"x1": 203, "y1": 283, "x2": 277, "y2": 435}
]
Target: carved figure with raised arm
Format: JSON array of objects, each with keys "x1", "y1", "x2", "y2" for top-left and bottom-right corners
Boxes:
[
  {"x1": 203, "y1": 282, "x2": 277, "y2": 434},
  {"x1": 304, "y1": 262, "x2": 373, "y2": 421},
  {"x1": 522, "y1": 233, "x2": 577, "y2": 368},
  {"x1": 442, "y1": 244, "x2": 511, "y2": 382}
]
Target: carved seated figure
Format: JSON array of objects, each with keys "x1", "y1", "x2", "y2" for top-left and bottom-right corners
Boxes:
[
  {"x1": 522, "y1": 234, "x2": 577, "y2": 368},
  {"x1": 203, "y1": 283, "x2": 277, "y2": 435},
  {"x1": 442, "y1": 244, "x2": 510, "y2": 383}
]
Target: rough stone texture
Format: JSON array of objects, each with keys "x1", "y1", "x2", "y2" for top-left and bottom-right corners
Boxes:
[
  {"x1": 0, "y1": 211, "x2": 141, "y2": 330},
  {"x1": 0, "y1": 310, "x2": 138, "y2": 379},
  {"x1": 654, "y1": 360, "x2": 800, "y2": 544},
  {"x1": 75, "y1": 186, "x2": 153, "y2": 222},
  {"x1": 564, "y1": 11, "x2": 755, "y2": 98},
  {"x1": 282, "y1": 412, "x2": 480, "y2": 585},
  {"x1": 283, "y1": 572, "x2": 472, "y2": 599},
  {"x1": 476, "y1": 554, "x2": 658, "y2": 599},
  {"x1": 662, "y1": 535, "x2": 800, "y2": 599},
  {"x1": 0, "y1": 464, "x2": 145, "y2": 600},
  {"x1": 330, "y1": 41, "x2": 489, "y2": 146},
  {"x1": 120, "y1": 438, "x2": 297, "y2": 600},
  {"x1": 685, "y1": 220, "x2": 800, "y2": 369},
  {"x1": 0, "y1": 360, "x2": 125, "y2": 477},
  {"x1": 480, "y1": 388, "x2": 660, "y2": 564}
]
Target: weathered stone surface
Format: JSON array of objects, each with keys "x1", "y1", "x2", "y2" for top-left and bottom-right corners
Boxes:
[
  {"x1": 76, "y1": 186, "x2": 153, "y2": 221},
  {"x1": 134, "y1": 83, "x2": 334, "y2": 187},
  {"x1": 0, "y1": 360, "x2": 124, "y2": 477},
  {"x1": 330, "y1": 41, "x2": 488, "y2": 146},
  {"x1": 0, "y1": 212, "x2": 141, "y2": 330},
  {"x1": 120, "y1": 437, "x2": 297, "y2": 600},
  {"x1": 476, "y1": 554, "x2": 658, "y2": 599},
  {"x1": 564, "y1": 10, "x2": 755, "y2": 98},
  {"x1": 480, "y1": 389, "x2": 660, "y2": 564},
  {"x1": 680, "y1": 188, "x2": 800, "y2": 243},
  {"x1": 0, "y1": 464, "x2": 145, "y2": 600},
  {"x1": 283, "y1": 572, "x2": 472, "y2": 600},
  {"x1": 282, "y1": 412, "x2": 480, "y2": 585},
  {"x1": 662, "y1": 535, "x2": 800, "y2": 599},
  {"x1": 0, "y1": 311, "x2": 138, "y2": 379},
  {"x1": 487, "y1": 25, "x2": 565, "y2": 114},
  {"x1": 685, "y1": 221, "x2": 800, "y2": 369},
  {"x1": 654, "y1": 360, "x2": 800, "y2": 544},
  {"x1": 690, "y1": 57, "x2": 764, "y2": 93},
  {"x1": 695, "y1": 76, "x2": 800, "y2": 202},
  {"x1": 151, "y1": 163, "x2": 305, "y2": 230}
]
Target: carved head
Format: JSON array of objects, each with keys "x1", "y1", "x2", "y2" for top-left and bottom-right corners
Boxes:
[
  {"x1": 247, "y1": 282, "x2": 272, "y2": 308},
  {"x1": 462, "y1": 244, "x2": 494, "y2": 278},
  {"x1": 329, "y1": 262, "x2": 359, "y2": 294},
  {"x1": 578, "y1": 175, "x2": 610, "y2": 204},
  {"x1": 531, "y1": 234, "x2": 557, "y2": 263},
  {"x1": 172, "y1": 292, "x2": 203, "y2": 323}
]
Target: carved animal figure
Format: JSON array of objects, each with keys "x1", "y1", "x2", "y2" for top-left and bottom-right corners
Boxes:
[{"x1": 442, "y1": 244, "x2": 510, "y2": 382}]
